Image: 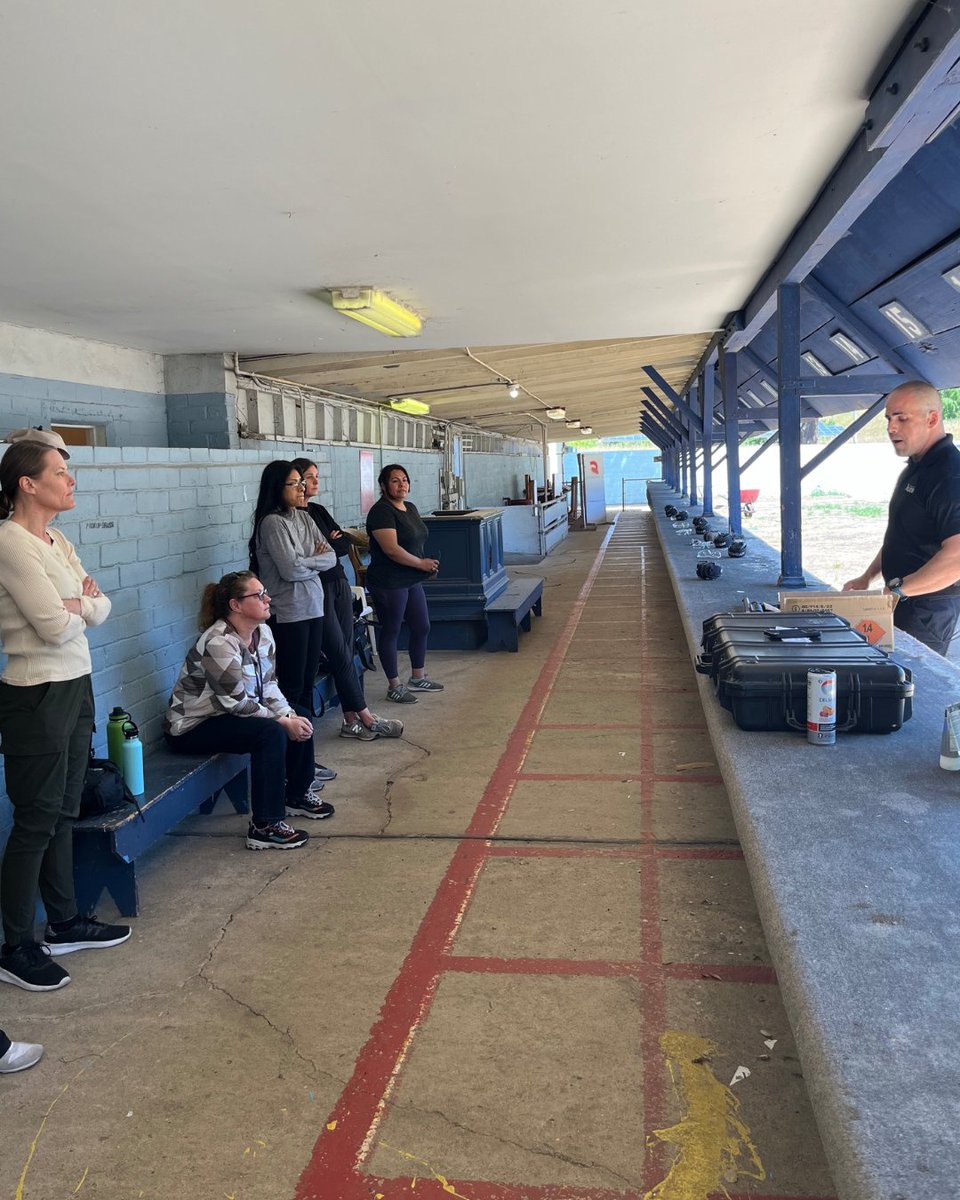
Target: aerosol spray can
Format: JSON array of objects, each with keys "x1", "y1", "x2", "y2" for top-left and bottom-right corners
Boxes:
[
  {"x1": 940, "y1": 701, "x2": 960, "y2": 770},
  {"x1": 807, "y1": 668, "x2": 837, "y2": 746}
]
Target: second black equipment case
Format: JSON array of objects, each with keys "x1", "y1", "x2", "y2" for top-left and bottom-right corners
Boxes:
[{"x1": 696, "y1": 611, "x2": 914, "y2": 733}]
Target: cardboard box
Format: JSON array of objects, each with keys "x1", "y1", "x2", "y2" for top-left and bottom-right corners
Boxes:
[{"x1": 778, "y1": 590, "x2": 897, "y2": 650}]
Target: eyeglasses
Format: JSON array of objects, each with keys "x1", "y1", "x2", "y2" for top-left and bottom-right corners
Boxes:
[
  {"x1": 285, "y1": 480, "x2": 306, "y2": 489},
  {"x1": 238, "y1": 588, "x2": 268, "y2": 601}
]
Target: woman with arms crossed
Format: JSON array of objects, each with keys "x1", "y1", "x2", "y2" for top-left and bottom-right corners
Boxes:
[
  {"x1": 366, "y1": 463, "x2": 444, "y2": 704},
  {"x1": 0, "y1": 429, "x2": 129, "y2": 993},
  {"x1": 291, "y1": 456, "x2": 402, "y2": 741},
  {"x1": 250, "y1": 460, "x2": 340, "y2": 786}
]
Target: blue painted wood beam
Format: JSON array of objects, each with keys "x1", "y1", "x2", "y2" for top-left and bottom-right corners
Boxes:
[
  {"x1": 799, "y1": 397, "x2": 888, "y2": 481},
  {"x1": 643, "y1": 392, "x2": 685, "y2": 440},
  {"x1": 688, "y1": 384, "x2": 699, "y2": 507},
  {"x1": 777, "y1": 283, "x2": 805, "y2": 587},
  {"x1": 641, "y1": 367, "x2": 701, "y2": 425},
  {"x1": 721, "y1": 350, "x2": 743, "y2": 537},
  {"x1": 701, "y1": 369, "x2": 715, "y2": 517},
  {"x1": 802, "y1": 374, "x2": 906, "y2": 396},
  {"x1": 679, "y1": 332, "x2": 724, "y2": 399},
  {"x1": 727, "y1": 4, "x2": 960, "y2": 352},
  {"x1": 740, "y1": 429, "x2": 780, "y2": 474}
]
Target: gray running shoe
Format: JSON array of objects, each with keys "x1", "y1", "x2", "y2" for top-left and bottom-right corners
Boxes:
[
  {"x1": 386, "y1": 685, "x2": 418, "y2": 704},
  {"x1": 340, "y1": 719, "x2": 377, "y2": 741},
  {"x1": 407, "y1": 676, "x2": 444, "y2": 692},
  {"x1": 367, "y1": 716, "x2": 404, "y2": 738}
]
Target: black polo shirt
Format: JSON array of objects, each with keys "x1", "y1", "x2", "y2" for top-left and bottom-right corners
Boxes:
[{"x1": 881, "y1": 434, "x2": 960, "y2": 594}]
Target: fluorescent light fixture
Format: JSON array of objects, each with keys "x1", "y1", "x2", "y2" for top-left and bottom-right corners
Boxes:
[
  {"x1": 801, "y1": 351, "x2": 831, "y2": 376},
  {"x1": 760, "y1": 380, "x2": 778, "y2": 398},
  {"x1": 508, "y1": 384, "x2": 520, "y2": 399},
  {"x1": 829, "y1": 332, "x2": 869, "y2": 364},
  {"x1": 746, "y1": 390, "x2": 762, "y2": 405},
  {"x1": 579, "y1": 426, "x2": 594, "y2": 436},
  {"x1": 389, "y1": 397, "x2": 431, "y2": 416},
  {"x1": 880, "y1": 301, "x2": 931, "y2": 340},
  {"x1": 565, "y1": 419, "x2": 582, "y2": 429},
  {"x1": 943, "y1": 266, "x2": 960, "y2": 292},
  {"x1": 323, "y1": 287, "x2": 422, "y2": 337},
  {"x1": 545, "y1": 407, "x2": 566, "y2": 420}
]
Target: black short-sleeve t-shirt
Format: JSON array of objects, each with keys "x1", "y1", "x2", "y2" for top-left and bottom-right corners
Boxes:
[
  {"x1": 882, "y1": 434, "x2": 960, "y2": 594},
  {"x1": 365, "y1": 497, "x2": 429, "y2": 590}
]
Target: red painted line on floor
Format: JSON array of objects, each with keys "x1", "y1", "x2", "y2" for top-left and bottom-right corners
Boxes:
[
  {"x1": 656, "y1": 846, "x2": 745, "y2": 860},
  {"x1": 518, "y1": 772, "x2": 721, "y2": 785},
  {"x1": 362, "y1": 1179, "x2": 641, "y2": 1200},
  {"x1": 486, "y1": 845, "x2": 647, "y2": 859},
  {"x1": 294, "y1": 523, "x2": 621, "y2": 1199},
  {"x1": 663, "y1": 962, "x2": 778, "y2": 985}
]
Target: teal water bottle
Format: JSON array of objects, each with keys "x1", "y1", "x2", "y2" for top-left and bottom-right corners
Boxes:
[
  {"x1": 107, "y1": 706, "x2": 130, "y2": 767},
  {"x1": 121, "y1": 721, "x2": 144, "y2": 796}
]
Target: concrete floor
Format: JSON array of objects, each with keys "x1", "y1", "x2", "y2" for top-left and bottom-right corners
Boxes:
[{"x1": 1, "y1": 513, "x2": 836, "y2": 1200}]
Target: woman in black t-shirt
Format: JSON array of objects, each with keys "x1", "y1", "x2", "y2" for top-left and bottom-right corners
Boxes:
[{"x1": 365, "y1": 463, "x2": 444, "y2": 704}]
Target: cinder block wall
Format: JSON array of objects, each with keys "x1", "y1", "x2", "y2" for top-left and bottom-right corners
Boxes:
[
  {"x1": 466, "y1": 453, "x2": 541, "y2": 507},
  {"x1": 0, "y1": 373, "x2": 169, "y2": 446}
]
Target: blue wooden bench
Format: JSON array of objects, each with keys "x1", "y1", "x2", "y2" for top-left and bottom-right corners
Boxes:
[
  {"x1": 485, "y1": 576, "x2": 544, "y2": 651},
  {"x1": 72, "y1": 749, "x2": 249, "y2": 917}
]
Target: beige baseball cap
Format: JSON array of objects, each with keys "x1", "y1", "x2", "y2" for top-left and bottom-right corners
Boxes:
[{"x1": 4, "y1": 427, "x2": 70, "y2": 459}]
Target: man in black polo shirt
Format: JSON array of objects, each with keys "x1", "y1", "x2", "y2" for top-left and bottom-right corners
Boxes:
[{"x1": 843, "y1": 381, "x2": 960, "y2": 655}]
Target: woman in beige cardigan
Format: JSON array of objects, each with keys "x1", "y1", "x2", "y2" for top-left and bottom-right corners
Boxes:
[{"x1": 0, "y1": 429, "x2": 129, "y2": 994}]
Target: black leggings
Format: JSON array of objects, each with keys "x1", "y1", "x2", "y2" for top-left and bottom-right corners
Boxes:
[
  {"x1": 271, "y1": 617, "x2": 324, "y2": 710},
  {"x1": 165, "y1": 703, "x2": 315, "y2": 827},
  {"x1": 320, "y1": 575, "x2": 365, "y2": 713}
]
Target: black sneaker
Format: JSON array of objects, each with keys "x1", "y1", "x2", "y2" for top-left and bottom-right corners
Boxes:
[
  {"x1": 246, "y1": 820, "x2": 309, "y2": 850},
  {"x1": 0, "y1": 941, "x2": 71, "y2": 991},
  {"x1": 44, "y1": 914, "x2": 131, "y2": 957},
  {"x1": 285, "y1": 794, "x2": 335, "y2": 820}
]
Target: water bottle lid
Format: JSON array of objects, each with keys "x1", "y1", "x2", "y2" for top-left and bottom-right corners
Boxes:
[
  {"x1": 122, "y1": 720, "x2": 140, "y2": 739},
  {"x1": 110, "y1": 706, "x2": 129, "y2": 718}
]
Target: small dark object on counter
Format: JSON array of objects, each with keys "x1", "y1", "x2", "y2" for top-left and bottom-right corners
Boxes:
[
  {"x1": 665, "y1": 504, "x2": 677, "y2": 517},
  {"x1": 702, "y1": 531, "x2": 715, "y2": 542},
  {"x1": 675, "y1": 509, "x2": 689, "y2": 521},
  {"x1": 693, "y1": 516, "x2": 708, "y2": 532},
  {"x1": 714, "y1": 532, "x2": 731, "y2": 548},
  {"x1": 728, "y1": 538, "x2": 747, "y2": 558},
  {"x1": 697, "y1": 561, "x2": 722, "y2": 580}
]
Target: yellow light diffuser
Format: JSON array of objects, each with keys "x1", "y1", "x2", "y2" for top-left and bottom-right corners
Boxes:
[
  {"x1": 390, "y1": 397, "x2": 431, "y2": 416},
  {"x1": 325, "y1": 288, "x2": 422, "y2": 337}
]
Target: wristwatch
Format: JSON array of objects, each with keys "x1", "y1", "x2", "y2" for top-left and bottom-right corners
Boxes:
[{"x1": 887, "y1": 577, "x2": 907, "y2": 599}]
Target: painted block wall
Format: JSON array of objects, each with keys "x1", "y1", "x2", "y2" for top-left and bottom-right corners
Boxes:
[
  {"x1": 466, "y1": 453, "x2": 541, "y2": 507},
  {"x1": 0, "y1": 372, "x2": 169, "y2": 447}
]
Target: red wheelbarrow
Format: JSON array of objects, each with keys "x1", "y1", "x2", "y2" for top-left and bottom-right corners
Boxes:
[{"x1": 740, "y1": 488, "x2": 760, "y2": 517}]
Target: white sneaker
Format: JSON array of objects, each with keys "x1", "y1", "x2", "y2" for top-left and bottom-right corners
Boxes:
[{"x1": 0, "y1": 1040, "x2": 44, "y2": 1073}]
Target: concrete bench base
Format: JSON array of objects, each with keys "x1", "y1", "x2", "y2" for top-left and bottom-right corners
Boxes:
[
  {"x1": 485, "y1": 577, "x2": 544, "y2": 651},
  {"x1": 72, "y1": 750, "x2": 249, "y2": 917}
]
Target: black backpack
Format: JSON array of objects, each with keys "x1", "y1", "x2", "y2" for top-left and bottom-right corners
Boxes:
[{"x1": 79, "y1": 749, "x2": 144, "y2": 821}]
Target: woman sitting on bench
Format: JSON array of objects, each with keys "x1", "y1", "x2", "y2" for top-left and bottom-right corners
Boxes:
[{"x1": 164, "y1": 570, "x2": 331, "y2": 851}]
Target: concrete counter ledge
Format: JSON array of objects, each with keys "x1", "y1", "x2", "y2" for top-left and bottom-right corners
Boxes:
[{"x1": 647, "y1": 481, "x2": 960, "y2": 1200}]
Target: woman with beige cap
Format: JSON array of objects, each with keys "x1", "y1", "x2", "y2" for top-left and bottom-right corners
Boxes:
[{"x1": 0, "y1": 428, "x2": 129, "y2": 993}]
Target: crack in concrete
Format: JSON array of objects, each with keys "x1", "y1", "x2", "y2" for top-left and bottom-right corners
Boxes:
[{"x1": 376, "y1": 736, "x2": 431, "y2": 835}]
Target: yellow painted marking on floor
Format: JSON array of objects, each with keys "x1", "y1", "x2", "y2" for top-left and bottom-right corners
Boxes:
[
  {"x1": 16, "y1": 1032, "x2": 131, "y2": 1200},
  {"x1": 256, "y1": 1139, "x2": 267, "y2": 1147},
  {"x1": 73, "y1": 1166, "x2": 89, "y2": 1192},
  {"x1": 644, "y1": 1030, "x2": 765, "y2": 1200},
  {"x1": 326, "y1": 1120, "x2": 337, "y2": 1131},
  {"x1": 381, "y1": 1143, "x2": 472, "y2": 1199}
]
